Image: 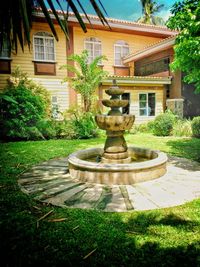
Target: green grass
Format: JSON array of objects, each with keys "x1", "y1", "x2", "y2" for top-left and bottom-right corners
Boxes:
[{"x1": 0, "y1": 133, "x2": 200, "y2": 267}]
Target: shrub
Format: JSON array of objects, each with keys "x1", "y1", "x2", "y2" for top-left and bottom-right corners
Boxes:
[
  {"x1": 173, "y1": 119, "x2": 192, "y2": 137},
  {"x1": 71, "y1": 112, "x2": 99, "y2": 139},
  {"x1": 191, "y1": 116, "x2": 200, "y2": 138},
  {"x1": 36, "y1": 120, "x2": 57, "y2": 139},
  {"x1": 152, "y1": 110, "x2": 177, "y2": 136},
  {"x1": 6, "y1": 66, "x2": 51, "y2": 116},
  {"x1": 0, "y1": 85, "x2": 46, "y2": 140},
  {"x1": 53, "y1": 120, "x2": 77, "y2": 139}
]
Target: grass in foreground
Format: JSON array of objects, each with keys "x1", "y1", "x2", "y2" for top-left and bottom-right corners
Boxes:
[{"x1": 0, "y1": 133, "x2": 200, "y2": 267}]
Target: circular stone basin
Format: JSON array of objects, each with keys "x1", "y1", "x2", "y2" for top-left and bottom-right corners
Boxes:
[
  {"x1": 68, "y1": 147, "x2": 168, "y2": 185},
  {"x1": 95, "y1": 115, "x2": 135, "y2": 131}
]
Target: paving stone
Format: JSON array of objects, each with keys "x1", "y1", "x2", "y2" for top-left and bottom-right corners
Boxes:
[
  {"x1": 18, "y1": 156, "x2": 200, "y2": 212},
  {"x1": 42, "y1": 184, "x2": 88, "y2": 206}
]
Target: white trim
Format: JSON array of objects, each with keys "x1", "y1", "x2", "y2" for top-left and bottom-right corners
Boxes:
[
  {"x1": 33, "y1": 32, "x2": 56, "y2": 62},
  {"x1": 84, "y1": 37, "x2": 102, "y2": 63},
  {"x1": 123, "y1": 37, "x2": 176, "y2": 63},
  {"x1": 114, "y1": 41, "x2": 129, "y2": 66}
]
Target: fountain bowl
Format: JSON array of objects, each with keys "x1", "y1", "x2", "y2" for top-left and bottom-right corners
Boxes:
[
  {"x1": 102, "y1": 99, "x2": 129, "y2": 108},
  {"x1": 95, "y1": 114, "x2": 135, "y2": 131},
  {"x1": 68, "y1": 146, "x2": 168, "y2": 185}
]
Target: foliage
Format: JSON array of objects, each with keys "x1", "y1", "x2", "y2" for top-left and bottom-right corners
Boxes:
[
  {"x1": 36, "y1": 119, "x2": 57, "y2": 139},
  {"x1": 151, "y1": 110, "x2": 177, "y2": 136},
  {"x1": 1, "y1": 134, "x2": 200, "y2": 266},
  {"x1": 137, "y1": 0, "x2": 165, "y2": 25},
  {"x1": 61, "y1": 50, "x2": 108, "y2": 112},
  {"x1": 0, "y1": 0, "x2": 108, "y2": 54},
  {"x1": 71, "y1": 111, "x2": 99, "y2": 139},
  {"x1": 6, "y1": 66, "x2": 51, "y2": 116},
  {"x1": 167, "y1": 0, "x2": 200, "y2": 93},
  {"x1": 0, "y1": 84, "x2": 46, "y2": 140},
  {"x1": 173, "y1": 119, "x2": 193, "y2": 137},
  {"x1": 191, "y1": 116, "x2": 200, "y2": 138}
]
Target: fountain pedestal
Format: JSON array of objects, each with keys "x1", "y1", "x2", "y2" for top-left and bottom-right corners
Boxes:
[{"x1": 95, "y1": 80, "x2": 134, "y2": 163}]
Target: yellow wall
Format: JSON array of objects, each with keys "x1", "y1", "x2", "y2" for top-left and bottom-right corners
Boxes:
[
  {"x1": 0, "y1": 22, "x2": 69, "y2": 111},
  {"x1": 73, "y1": 27, "x2": 163, "y2": 75}
]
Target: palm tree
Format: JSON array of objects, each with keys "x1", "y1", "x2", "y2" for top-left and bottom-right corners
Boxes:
[
  {"x1": 0, "y1": 0, "x2": 109, "y2": 54},
  {"x1": 137, "y1": 0, "x2": 165, "y2": 25},
  {"x1": 61, "y1": 50, "x2": 108, "y2": 112}
]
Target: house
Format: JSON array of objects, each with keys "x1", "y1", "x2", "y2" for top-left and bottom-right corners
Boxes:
[{"x1": 1, "y1": 8, "x2": 198, "y2": 123}]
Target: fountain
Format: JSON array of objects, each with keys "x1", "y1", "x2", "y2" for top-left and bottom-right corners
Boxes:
[{"x1": 68, "y1": 80, "x2": 167, "y2": 185}]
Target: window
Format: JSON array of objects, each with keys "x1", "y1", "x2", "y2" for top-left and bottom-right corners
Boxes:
[
  {"x1": 139, "y1": 93, "x2": 155, "y2": 116},
  {"x1": 135, "y1": 57, "x2": 170, "y2": 76},
  {"x1": 84, "y1": 37, "x2": 102, "y2": 64},
  {"x1": 33, "y1": 32, "x2": 55, "y2": 62},
  {"x1": 0, "y1": 38, "x2": 10, "y2": 59},
  {"x1": 51, "y1": 96, "x2": 59, "y2": 119},
  {"x1": 0, "y1": 36, "x2": 11, "y2": 74},
  {"x1": 114, "y1": 40, "x2": 129, "y2": 66}
]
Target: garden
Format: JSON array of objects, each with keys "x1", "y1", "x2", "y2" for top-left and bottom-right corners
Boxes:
[{"x1": 1, "y1": 66, "x2": 200, "y2": 266}]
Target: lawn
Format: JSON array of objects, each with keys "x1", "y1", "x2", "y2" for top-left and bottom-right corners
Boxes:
[{"x1": 0, "y1": 133, "x2": 200, "y2": 267}]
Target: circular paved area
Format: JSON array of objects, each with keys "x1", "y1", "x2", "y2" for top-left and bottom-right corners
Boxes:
[{"x1": 18, "y1": 155, "x2": 200, "y2": 212}]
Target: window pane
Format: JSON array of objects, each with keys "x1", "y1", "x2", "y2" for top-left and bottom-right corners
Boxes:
[
  {"x1": 139, "y1": 108, "x2": 147, "y2": 116},
  {"x1": 148, "y1": 93, "x2": 155, "y2": 116},
  {"x1": 34, "y1": 35, "x2": 55, "y2": 61},
  {"x1": 139, "y1": 94, "x2": 147, "y2": 101}
]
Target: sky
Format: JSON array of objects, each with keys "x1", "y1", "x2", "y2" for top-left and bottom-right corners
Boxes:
[{"x1": 72, "y1": 0, "x2": 178, "y2": 22}]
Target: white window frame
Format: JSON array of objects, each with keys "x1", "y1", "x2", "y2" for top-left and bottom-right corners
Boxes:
[
  {"x1": 51, "y1": 95, "x2": 59, "y2": 119},
  {"x1": 33, "y1": 32, "x2": 56, "y2": 62},
  {"x1": 114, "y1": 40, "x2": 129, "y2": 66},
  {"x1": 84, "y1": 37, "x2": 102, "y2": 64},
  {"x1": 139, "y1": 93, "x2": 156, "y2": 117}
]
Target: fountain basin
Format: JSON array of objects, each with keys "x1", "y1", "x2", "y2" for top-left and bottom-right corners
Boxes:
[
  {"x1": 95, "y1": 115, "x2": 135, "y2": 131},
  {"x1": 102, "y1": 99, "x2": 128, "y2": 108},
  {"x1": 68, "y1": 147, "x2": 168, "y2": 185}
]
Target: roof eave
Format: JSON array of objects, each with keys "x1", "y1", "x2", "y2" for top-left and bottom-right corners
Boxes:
[
  {"x1": 102, "y1": 76, "x2": 172, "y2": 85},
  {"x1": 123, "y1": 38, "x2": 176, "y2": 64}
]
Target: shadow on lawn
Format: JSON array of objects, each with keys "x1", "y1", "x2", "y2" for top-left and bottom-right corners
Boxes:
[
  {"x1": 167, "y1": 138, "x2": 200, "y2": 168},
  {"x1": 1, "y1": 205, "x2": 200, "y2": 267}
]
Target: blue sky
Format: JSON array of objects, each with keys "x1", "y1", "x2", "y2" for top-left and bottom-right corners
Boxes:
[{"x1": 72, "y1": 0, "x2": 178, "y2": 22}]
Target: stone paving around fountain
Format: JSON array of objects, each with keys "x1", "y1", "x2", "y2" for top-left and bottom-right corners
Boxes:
[{"x1": 18, "y1": 155, "x2": 200, "y2": 212}]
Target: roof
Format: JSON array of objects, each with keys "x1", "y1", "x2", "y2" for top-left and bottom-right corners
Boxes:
[
  {"x1": 123, "y1": 35, "x2": 176, "y2": 63},
  {"x1": 33, "y1": 7, "x2": 178, "y2": 37},
  {"x1": 102, "y1": 75, "x2": 172, "y2": 85}
]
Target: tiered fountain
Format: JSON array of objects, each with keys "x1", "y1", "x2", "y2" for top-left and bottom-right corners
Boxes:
[{"x1": 68, "y1": 80, "x2": 167, "y2": 185}]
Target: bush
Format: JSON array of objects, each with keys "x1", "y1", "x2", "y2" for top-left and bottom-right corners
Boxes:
[
  {"x1": 0, "y1": 85, "x2": 46, "y2": 140},
  {"x1": 36, "y1": 120, "x2": 57, "y2": 139},
  {"x1": 151, "y1": 110, "x2": 177, "y2": 136},
  {"x1": 173, "y1": 119, "x2": 192, "y2": 137},
  {"x1": 53, "y1": 120, "x2": 77, "y2": 139},
  {"x1": 6, "y1": 66, "x2": 51, "y2": 116},
  {"x1": 191, "y1": 116, "x2": 200, "y2": 138},
  {"x1": 71, "y1": 112, "x2": 99, "y2": 139}
]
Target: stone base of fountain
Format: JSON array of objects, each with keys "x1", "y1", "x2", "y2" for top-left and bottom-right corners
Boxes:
[{"x1": 68, "y1": 147, "x2": 168, "y2": 185}]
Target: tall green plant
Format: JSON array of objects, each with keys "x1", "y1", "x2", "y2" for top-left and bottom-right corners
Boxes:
[
  {"x1": 61, "y1": 50, "x2": 108, "y2": 112},
  {"x1": 167, "y1": 0, "x2": 200, "y2": 93},
  {"x1": 137, "y1": 0, "x2": 165, "y2": 25}
]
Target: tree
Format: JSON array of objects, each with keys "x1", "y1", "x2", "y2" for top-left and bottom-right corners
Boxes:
[
  {"x1": 137, "y1": 0, "x2": 165, "y2": 25},
  {"x1": 0, "y1": 0, "x2": 109, "y2": 54},
  {"x1": 167, "y1": 0, "x2": 200, "y2": 93},
  {"x1": 61, "y1": 50, "x2": 108, "y2": 112}
]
